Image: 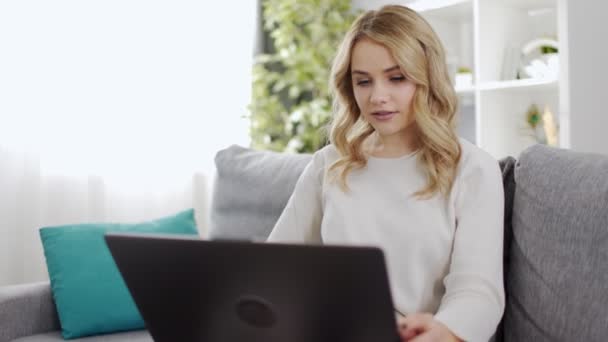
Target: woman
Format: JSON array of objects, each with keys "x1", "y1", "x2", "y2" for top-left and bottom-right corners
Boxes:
[{"x1": 267, "y1": 5, "x2": 505, "y2": 342}]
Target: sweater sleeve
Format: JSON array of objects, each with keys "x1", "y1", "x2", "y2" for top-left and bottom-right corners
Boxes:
[
  {"x1": 266, "y1": 150, "x2": 325, "y2": 244},
  {"x1": 434, "y1": 152, "x2": 506, "y2": 342}
]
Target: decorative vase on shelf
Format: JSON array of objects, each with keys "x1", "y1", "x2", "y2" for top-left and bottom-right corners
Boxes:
[
  {"x1": 455, "y1": 73, "x2": 473, "y2": 88},
  {"x1": 524, "y1": 103, "x2": 559, "y2": 146},
  {"x1": 521, "y1": 38, "x2": 559, "y2": 80},
  {"x1": 542, "y1": 105, "x2": 559, "y2": 146},
  {"x1": 454, "y1": 67, "x2": 473, "y2": 89}
]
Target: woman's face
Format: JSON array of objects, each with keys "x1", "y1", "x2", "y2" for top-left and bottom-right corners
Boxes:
[{"x1": 350, "y1": 38, "x2": 417, "y2": 140}]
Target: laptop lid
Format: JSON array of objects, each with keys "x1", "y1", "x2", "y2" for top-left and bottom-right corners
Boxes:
[{"x1": 105, "y1": 232, "x2": 398, "y2": 342}]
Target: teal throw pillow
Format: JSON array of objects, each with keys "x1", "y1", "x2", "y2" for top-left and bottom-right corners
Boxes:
[{"x1": 39, "y1": 209, "x2": 199, "y2": 339}]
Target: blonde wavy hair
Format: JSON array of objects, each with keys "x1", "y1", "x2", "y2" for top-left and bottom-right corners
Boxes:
[{"x1": 328, "y1": 4, "x2": 461, "y2": 199}]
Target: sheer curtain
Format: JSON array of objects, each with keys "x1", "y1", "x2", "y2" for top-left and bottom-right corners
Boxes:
[{"x1": 0, "y1": 0, "x2": 256, "y2": 286}]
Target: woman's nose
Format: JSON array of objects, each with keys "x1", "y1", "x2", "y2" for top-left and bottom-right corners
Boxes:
[{"x1": 370, "y1": 83, "x2": 389, "y2": 104}]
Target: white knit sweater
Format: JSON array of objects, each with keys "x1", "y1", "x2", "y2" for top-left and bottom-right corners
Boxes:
[{"x1": 267, "y1": 139, "x2": 505, "y2": 342}]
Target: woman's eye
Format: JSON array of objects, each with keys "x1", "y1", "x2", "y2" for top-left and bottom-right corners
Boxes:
[
  {"x1": 356, "y1": 79, "x2": 370, "y2": 86},
  {"x1": 390, "y1": 76, "x2": 406, "y2": 82}
]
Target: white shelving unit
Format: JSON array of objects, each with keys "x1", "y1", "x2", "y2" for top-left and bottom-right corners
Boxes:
[
  {"x1": 353, "y1": 0, "x2": 565, "y2": 159},
  {"x1": 416, "y1": 0, "x2": 563, "y2": 159}
]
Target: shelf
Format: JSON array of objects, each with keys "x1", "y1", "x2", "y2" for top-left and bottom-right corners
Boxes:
[
  {"x1": 497, "y1": 0, "x2": 556, "y2": 11},
  {"x1": 406, "y1": 0, "x2": 563, "y2": 159},
  {"x1": 478, "y1": 0, "x2": 558, "y2": 83},
  {"x1": 407, "y1": 0, "x2": 554, "y2": 13},
  {"x1": 455, "y1": 85, "x2": 475, "y2": 94},
  {"x1": 415, "y1": 0, "x2": 474, "y2": 101},
  {"x1": 409, "y1": 0, "x2": 471, "y2": 14},
  {"x1": 478, "y1": 78, "x2": 557, "y2": 92},
  {"x1": 453, "y1": 78, "x2": 557, "y2": 93}
]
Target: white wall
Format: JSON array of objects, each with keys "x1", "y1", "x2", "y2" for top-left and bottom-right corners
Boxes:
[
  {"x1": 0, "y1": 0, "x2": 256, "y2": 285},
  {"x1": 560, "y1": 0, "x2": 608, "y2": 155},
  {"x1": 0, "y1": 0, "x2": 254, "y2": 182}
]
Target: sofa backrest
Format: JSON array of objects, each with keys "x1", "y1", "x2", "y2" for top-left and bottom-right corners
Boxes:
[
  {"x1": 210, "y1": 144, "x2": 516, "y2": 244},
  {"x1": 208, "y1": 145, "x2": 312, "y2": 241},
  {"x1": 210, "y1": 144, "x2": 608, "y2": 341},
  {"x1": 502, "y1": 144, "x2": 608, "y2": 341}
]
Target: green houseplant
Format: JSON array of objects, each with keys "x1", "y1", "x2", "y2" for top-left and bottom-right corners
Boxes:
[{"x1": 249, "y1": 0, "x2": 361, "y2": 153}]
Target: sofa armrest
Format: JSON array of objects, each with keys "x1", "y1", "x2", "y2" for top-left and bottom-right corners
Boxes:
[{"x1": 0, "y1": 282, "x2": 60, "y2": 342}]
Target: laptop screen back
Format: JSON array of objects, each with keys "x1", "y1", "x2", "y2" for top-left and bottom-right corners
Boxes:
[{"x1": 105, "y1": 233, "x2": 398, "y2": 342}]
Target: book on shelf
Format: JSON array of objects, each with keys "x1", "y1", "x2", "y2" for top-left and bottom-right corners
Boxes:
[{"x1": 501, "y1": 43, "x2": 521, "y2": 81}]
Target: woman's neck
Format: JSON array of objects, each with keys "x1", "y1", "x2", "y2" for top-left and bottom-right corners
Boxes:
[{"x1": 367, "y1": 129, "x2": 419, "y2": 158}]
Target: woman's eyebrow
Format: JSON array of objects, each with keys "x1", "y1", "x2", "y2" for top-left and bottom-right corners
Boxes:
[
  {"x1": 383, "y1": 65, "x2": 400, "y2": 73},
  {"x1": 351, "y1": 65, "x2": 400, "y2": 75},
  {"x1": 351, "y1": 70, "x2": 369, "y2": 75}
]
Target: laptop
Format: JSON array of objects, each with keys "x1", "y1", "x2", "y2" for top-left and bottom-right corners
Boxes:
[{"x1": 104, "y1": 232, "x2": 399, "y2": 342}]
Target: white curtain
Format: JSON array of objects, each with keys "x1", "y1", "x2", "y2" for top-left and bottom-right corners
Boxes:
[{"x1": 0, "y1": 0, "x2": 256, "y2": 286}]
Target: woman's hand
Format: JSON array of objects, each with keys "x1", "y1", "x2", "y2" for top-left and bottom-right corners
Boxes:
[{"x1": 396, "y1": 313, "x2": 463, "y2": 342}]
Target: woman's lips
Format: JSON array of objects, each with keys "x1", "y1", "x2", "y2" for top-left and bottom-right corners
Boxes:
[{"x1": 372, "y1": 111, "x2": 397, "y2": 121}]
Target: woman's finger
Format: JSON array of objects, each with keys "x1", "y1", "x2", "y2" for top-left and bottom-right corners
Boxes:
[
  {"x1": 408, "y1": 331, "x2": 436, "y2": 342},
  {"x1": 400, "y1": 313, "x2": 433, "y2": 340}
]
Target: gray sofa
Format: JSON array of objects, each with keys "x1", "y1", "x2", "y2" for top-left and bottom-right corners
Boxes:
[{"x1": 1, "y1": 144, "x2": 607, "y2": 342}]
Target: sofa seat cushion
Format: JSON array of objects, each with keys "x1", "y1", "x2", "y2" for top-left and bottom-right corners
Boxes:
[
  {"x1": 12, "y1": 330, "x2": 152, "y2": 342},
  {"x1": 505, "y1": 145, "x2": 608, "y2": 341}
]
